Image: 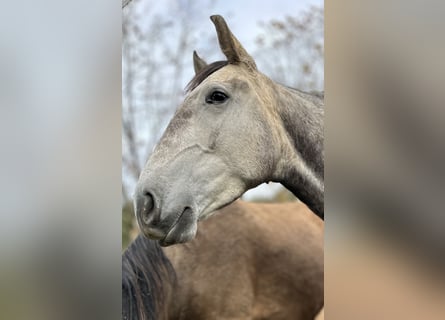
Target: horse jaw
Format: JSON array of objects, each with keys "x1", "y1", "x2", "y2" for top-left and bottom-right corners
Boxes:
[{"x1": 196, "y1": 178, "x2": 248, "y2": 221}]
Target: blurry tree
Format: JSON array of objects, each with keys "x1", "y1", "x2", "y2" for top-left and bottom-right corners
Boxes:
[{"x1": 254, "y1": 6, "x2": 324, "y2": 92}]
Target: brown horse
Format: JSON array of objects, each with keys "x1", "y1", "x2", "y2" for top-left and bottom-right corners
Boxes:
[
  {"x1": 123, "y1": 200, "x2": 323, "y2": 319},
  {"x1": 134, "y1": 15, "x2": 324, "y2": 246}
]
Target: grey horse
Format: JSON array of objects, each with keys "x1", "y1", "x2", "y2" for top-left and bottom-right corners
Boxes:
[{"x1": 135, "y1": 15, "x2": 324, "y2": 246}]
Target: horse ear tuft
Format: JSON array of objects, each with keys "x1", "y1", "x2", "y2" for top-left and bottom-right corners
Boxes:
[
  {"x1": 210, "y1": 15, "x2": 257, "y2": 71},
  {"x1": 193, "y1": 50, "x2": 208, "y2": 74}
]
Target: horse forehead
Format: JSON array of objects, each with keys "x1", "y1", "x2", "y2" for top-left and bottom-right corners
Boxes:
[{"x1": 204, "y1": 65, "x2": 254, "y2": 88}]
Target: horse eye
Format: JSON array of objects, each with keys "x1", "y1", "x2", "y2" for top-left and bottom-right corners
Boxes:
[{"x1": 206, "y1": 91, "x2": 228, "y2": 104}]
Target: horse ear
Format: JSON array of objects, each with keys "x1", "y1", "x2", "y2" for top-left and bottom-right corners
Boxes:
[
  {"x1": 210, "y1": 15, "x2": 257, "y2": 71},
  {"x1": 193, "y1": 50, "x2": 208, "y2": 74}
]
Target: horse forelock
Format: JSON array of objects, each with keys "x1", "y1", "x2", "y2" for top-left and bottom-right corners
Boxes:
[{"x1": 185, "y1": 60, "x2": 229, "y2": 93}]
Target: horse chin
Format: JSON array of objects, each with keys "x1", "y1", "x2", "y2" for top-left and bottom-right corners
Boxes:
[{"x1": 159, "y1": 208, "x2": 198, "y2": 246}]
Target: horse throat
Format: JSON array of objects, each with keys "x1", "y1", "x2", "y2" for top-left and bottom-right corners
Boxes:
[{"x1": 275, "y1": 87, "x2": 324, "y2": 219}]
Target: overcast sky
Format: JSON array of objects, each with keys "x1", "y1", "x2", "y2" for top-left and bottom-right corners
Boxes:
[{"x1": 133, "y1": 0, "x2": 323, "y2": 55}]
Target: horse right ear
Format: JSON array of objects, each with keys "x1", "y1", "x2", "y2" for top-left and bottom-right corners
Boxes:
[
  {"x1": 210, "y1": 15, "x2": 257, "y2": 71},
  {"x1": 193, "y1": 50, "x2": 208, "y2": 74}
]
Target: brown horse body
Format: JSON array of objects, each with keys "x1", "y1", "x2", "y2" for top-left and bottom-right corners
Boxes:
[
  {"x1": 123, "y1": 200, "x2": 323, "y2": 319},
  {"x1": 164, "y1": 200, "x2": 323, "y2": 320}
]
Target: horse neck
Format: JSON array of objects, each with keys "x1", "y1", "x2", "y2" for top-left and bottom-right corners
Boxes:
[{"x1": 274, "y1": 85, "x2": 324, "y2": 219}]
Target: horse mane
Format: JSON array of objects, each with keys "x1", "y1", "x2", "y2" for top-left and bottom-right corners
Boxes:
[
  {"x1": 310, "y1": 90, "x2": 324, "y2": 99},
  {"x1": 122, "y1": 235, "x2": 176, "y2": 320},
  {"x1": 284, "y1": 85, "x2": 324, "y2": 105},
  {"x1": 185, "y1": 60, "x2": 228, "y2": 93}
]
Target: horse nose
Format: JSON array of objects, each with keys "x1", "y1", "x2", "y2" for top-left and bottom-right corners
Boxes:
[{"x1": 135, "y1": 189, "x2": 160, "y2": 226}]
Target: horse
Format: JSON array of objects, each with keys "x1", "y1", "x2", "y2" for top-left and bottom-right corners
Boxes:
[
  {"x1": 123, "y1": 200, "x2": 323, "y2": 319},
  {"x1": 134, "y1": 15, "x2": 324, "y2": 246}
]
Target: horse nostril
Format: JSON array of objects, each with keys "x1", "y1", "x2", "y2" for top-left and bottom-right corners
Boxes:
[
  {"x1": 144, "y1": 191, "x2": 154, "y2": 209},
  {"x1": 137, "y1": 190, "x2": 156, "y2": 224}
]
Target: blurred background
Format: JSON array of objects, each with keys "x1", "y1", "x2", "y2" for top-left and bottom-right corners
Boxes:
[
  {"x1": 0, "y1": 0, "x2": 444, "y2": 319},
  {"x1": 122, "y1": 0, "x2": 324, "y2": 247}
]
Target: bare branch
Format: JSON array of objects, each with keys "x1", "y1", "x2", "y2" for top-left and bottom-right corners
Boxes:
[{"x1": 122, "y1": 0, "x2": 132, "y2": 9}]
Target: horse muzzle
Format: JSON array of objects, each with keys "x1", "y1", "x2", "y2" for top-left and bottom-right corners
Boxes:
[{"x1": 134, "y1": 186, "x2": 198, "y2": 245}]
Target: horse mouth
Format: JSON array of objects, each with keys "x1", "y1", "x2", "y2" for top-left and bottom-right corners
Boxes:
[
  {"x1": 143, "y1": 227, "x2": 165, "y2": 240},
  {"x1": 159, "y1": 207, "x2": 197, "y2": 246}
]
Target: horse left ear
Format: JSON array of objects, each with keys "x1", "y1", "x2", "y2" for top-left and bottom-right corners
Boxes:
[
  {"x1": 193, "y1": 50, "x2": 208, "y2": 74},
  {"x1": 210, "y1": 15, "x2": 257, "y2": 71}
]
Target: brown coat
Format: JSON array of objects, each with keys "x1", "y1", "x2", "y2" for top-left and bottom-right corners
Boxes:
[{"x1": 164, "y1": 200, "x2": 323, "y2": 320}]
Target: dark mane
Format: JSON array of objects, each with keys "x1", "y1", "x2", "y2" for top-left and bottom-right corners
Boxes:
[
  {"x1": 122, "y1": 235, "x2": 176, "y2": 320},
  {"x1": 185, "y1": 60, "x2": 228, "y2": 93}
]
